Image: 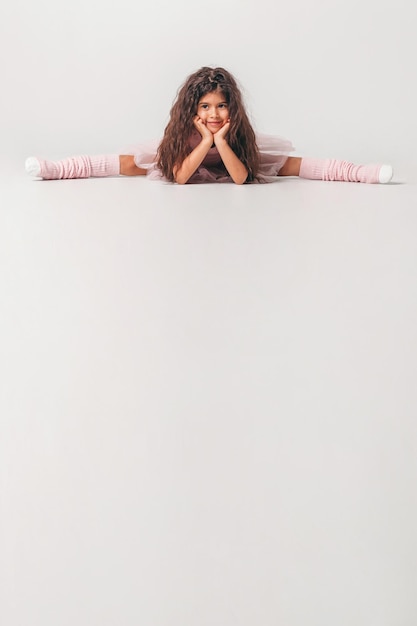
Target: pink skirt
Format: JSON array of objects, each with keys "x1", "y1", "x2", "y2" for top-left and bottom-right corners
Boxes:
[{"x1": 122, "y1": 133, "x2": 295, "y2": 183}]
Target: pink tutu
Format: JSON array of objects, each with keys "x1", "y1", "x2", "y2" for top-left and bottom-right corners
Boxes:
[{"x1": 122, "y1": 132, "x2": 295, "y2": 183}]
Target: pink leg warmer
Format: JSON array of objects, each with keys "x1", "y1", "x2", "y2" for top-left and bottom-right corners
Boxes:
[
  {"x1": 36, "y1": 155, "x2": 120, "y2": 180},
  {"x1": 299, "y1": 158, "x2": 382, "y2": 184}
]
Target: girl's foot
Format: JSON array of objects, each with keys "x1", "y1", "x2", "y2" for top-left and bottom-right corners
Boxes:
[
  {"x1": 25, "y1": 157, "x2": 42, "y2": 177},
  {"x1": 378, "y1": 165, "x2": 393, "y2": 184}
]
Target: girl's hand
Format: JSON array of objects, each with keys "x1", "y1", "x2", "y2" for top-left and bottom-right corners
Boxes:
[
  {"x1": 193, "y1": 115, "x2": 213, "y2": 142},
  {"x1": 213, "y1": 119, "x2": 231, "y2": 143}
]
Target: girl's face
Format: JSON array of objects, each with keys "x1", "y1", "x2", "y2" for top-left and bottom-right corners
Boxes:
[{"x1": 196, "y1": 90, "x2": 230, "y2": 132}]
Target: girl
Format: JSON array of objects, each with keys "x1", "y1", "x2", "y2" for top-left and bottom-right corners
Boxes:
[{"x1": 25, "y1": 66, "x2": 393, "y2": 185}]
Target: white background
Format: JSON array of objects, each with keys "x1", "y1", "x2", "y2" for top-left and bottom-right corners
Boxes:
[
  {"x1": 1, "y1": 2, "x2": 417, "y2": 626},
  {"x1": 1, "y1": 0, "x2": 416, "y2": 165}
]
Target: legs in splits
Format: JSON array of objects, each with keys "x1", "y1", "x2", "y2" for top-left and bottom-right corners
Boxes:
[{"x1": 25, "y1": 153, "x2": 393, "y2": 184}]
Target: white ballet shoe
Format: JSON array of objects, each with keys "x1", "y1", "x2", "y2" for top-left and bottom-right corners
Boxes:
[
  {"x1": 25, "y1": 157, "x2": 42, "y2": 177},
  {"x1": 378, "y1": 164, "x2": 393, "y2": 184}
]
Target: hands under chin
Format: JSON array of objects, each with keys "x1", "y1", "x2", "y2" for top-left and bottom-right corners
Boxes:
[
  {"x1": 193, "y1": 116, "x2": 214, "y2": 142},
  {"x1": 213, "y1": 121, "x2": 230, "y2": 144},
  {"x1": 193, "y1": 116, "x2": 231, "y2": 145}
]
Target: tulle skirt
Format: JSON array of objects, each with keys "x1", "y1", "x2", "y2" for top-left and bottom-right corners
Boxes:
[{"x1": 122, "y1": 133, "x2": 295, "y2": 183}]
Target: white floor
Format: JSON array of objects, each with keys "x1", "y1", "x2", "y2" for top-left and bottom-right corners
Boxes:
[{"x1": 1, "y1": 160, "x2": 417, "y2": 626}]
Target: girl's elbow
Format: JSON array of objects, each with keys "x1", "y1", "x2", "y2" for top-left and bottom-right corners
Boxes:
[
  {"x1": 173, "y1": 169, "x2": 188, "y2": 184},
  {"x1": 173, "y1": 166, "x2": 183, "y2": 184}
]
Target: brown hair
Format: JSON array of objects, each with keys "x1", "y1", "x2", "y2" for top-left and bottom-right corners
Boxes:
[{"x1": 156, "y1": 67, "x2": 259, "y2": 182}]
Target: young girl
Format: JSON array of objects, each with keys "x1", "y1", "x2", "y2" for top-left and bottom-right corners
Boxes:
[{"x1": 25, "y1": 66, "x2": 393, "y2": 185}]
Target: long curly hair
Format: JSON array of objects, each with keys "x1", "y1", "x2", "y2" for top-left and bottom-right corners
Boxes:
[{"x1": 156, "y1": 67, "x2": 260, "y2": 182}]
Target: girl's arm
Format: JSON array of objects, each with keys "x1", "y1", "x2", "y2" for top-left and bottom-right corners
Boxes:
[
  {"x1": 213, "y1": 123, "x2": 248, "y2": 185},
  {"x1": 173, "y1": 117, "x2": 213, "y2": 184},
  {"x1": 173, "y1": 139, "x2": 212, "y2": 184}
]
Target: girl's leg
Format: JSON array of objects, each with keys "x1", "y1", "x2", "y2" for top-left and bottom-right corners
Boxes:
[
  {"x1": 119, "y1": 156, "x2": 147, "y2": 176},
  {"x1": 25, "y1": 155, "x2": 146, "y2": 180},
  {"x1": 277, "y1": 157, "x2": 302, "y2": 177},
  {"x1": 278, "y1": 156, "x2": 393, "y2": 184}
]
